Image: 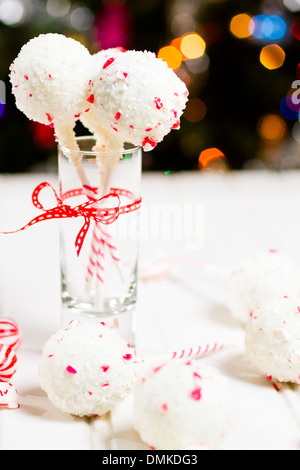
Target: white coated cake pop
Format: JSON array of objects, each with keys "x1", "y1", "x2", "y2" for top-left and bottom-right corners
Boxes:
[
  {"x1": 228, "y1": 250, "x2": 300, "y2": 326},
  {"x1": 245, "y1": 297, "x2": 300, "y2": 384},
  {"x1": 89, "y1": 50, "x2": 189, "y2": 152},
  {"x1": 9, "y1": 33, "x2": 92, "y2": 165},
  {"x1": 81, "y1": 48, "x2": 126, "y2": 155},
  {"x1": 133, "y1": 360, "x2": 232, "y2": 450},
  {"x1": 39, "y1": 320, "x2": 137, "y2": 417}
]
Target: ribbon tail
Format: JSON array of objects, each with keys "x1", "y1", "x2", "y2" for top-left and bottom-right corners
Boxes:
[{"x1": 75, "y1": 217, "x2": 91, "y2": 257}]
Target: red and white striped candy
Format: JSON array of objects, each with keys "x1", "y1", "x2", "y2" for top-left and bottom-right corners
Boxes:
[
  {"x1": 0, "y1": 318, "x2": 22, "y2": 350},
  {"x1": 0, "y1": 344, "x2": 18, "y2": 382}
]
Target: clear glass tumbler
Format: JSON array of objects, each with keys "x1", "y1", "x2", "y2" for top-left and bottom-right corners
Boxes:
[{"x1": 58, "y1": 137, "x2": 142, "y2": 344}]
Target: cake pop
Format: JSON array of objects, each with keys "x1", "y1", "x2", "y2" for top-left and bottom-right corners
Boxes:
[
  {"x1": 133, "y1": 360, "x2": 232, "y2": 450},
  {"x1": 89, "y1": 49, "x2": 189, "y2": 154},
  {"x1": 9, "y1": 33, "x2": 92, "y2": 168},
  {"x1": 228, "y1": 250, "x2": 300, "y2": 326},
  {"x1": 39, "y1": 320, "x2": 137, "y2": 417},
  {"x1": 245, "y1": 297, "x2": 300, "y2": 384}
]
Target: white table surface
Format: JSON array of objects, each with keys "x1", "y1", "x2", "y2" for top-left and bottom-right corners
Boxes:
[{"x1": 1, "y1": 169, "x2": 300, "y2": 450}]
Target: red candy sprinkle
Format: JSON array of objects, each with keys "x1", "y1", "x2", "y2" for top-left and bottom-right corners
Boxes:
[
  {"x1": 142, "y1": 137, "x2": 157, "y2": 149},
  {"x1": 123, "y1": 354, "x2": 132, "y2": 361},
  {"x1": 161, "y1": 403, "x2": 168, "y2": 412},
  {"x1": 46, "y1": 113, "x2": 53, "y2": 123},
  {"x1": 24, "y1": 75, "x2": 28, "y2": 80},
  {"x1": 114, "y1": 112, "x2": 121, "y2": 121},
  {"x1": 66, "y1": 366, "x2": 77, "y2": 375},
  {"x1": 193, "y1": 372, "x2": 202, "y2": 380},
  {"x1": 103, "y1": 57, "x2": 115, "y2": 69},
  {"x1": 154, "y1": 97, "x2": 163, "y2": 109},
  {"x1": 87, "y1": 94, "x2": 95, "y2": 104},
  {"x1": 101, "y1": 365, "x2": 110, "y2": 373},
  {"x1": 171, "y1": 120, "x2": 180, "y2": 129},
  {"x1": 190, "y1": 387, "x2": 202, "y2": 401}
]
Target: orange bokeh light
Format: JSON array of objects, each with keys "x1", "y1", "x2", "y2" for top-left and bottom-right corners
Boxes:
[
  {"x1": 157, "y1": 45, "x2": 182, "y2": 70},
  {"x1": 257, "y1": 114, "x2": 287, "y2": 141},
  {"x1": 180, "y1": 33, "x2": 206, "y2": 60},
  {"x1": 260, "y1": 44, "x2": 285, "y2": 70},
  {"x1": 230, "y1": 13, "x2": 252, "y2": 38},
  {"x1": 199, "y1": 148, "x2": 225, "y2": 168}
]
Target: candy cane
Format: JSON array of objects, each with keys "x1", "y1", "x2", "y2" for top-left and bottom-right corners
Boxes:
[
  {"x1": 144, "y1": 342, "x2": 225, "y2": 367},
  {"x1": 0, "y1": 318, "x2": 22, "y2": 350},
  {"x1": 0, "y1": 344, "x2": 18, "y2": 382}
]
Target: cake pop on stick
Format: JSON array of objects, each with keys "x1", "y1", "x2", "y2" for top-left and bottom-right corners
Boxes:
[
  {"x1": 81, "y1": 49, "x2": 189, "y2": 300},
  {"x1": 245, "y1": 297, "x2": 300, "y2": 384},
  {"x1": 39, "y1": 319, "x2": 225, "y2": 418},
  {"x1": 227, "y1": 250, "x2": 300, "y2": 326},
  {"x1": 9, "y1": 33, "x2": 93, "y2": 187},
  {"x1": 133, "y1": 360, "x2": 232, "y2": 450}
]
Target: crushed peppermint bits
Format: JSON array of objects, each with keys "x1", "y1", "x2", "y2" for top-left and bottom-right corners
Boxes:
[
  {"x1": 39, "y1": 320, "x2": 138, "y2": 417},
  {"x1": 133, "y1": 360, "x2": 232, "y2": 450}
]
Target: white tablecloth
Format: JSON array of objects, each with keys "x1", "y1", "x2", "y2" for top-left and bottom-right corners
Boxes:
[{"x1": 0, "y1": 170, "x2": 300, "y2": 450}]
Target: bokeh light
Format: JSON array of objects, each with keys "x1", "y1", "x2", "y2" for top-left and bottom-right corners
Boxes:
[
  {"x1": 260, "y1": 44, "x2": 285, "y2": 70},
  {"x1": 230, "y1": 13, "x2": 252, "y2": 39},
  {"x1": 180, "y1": 33, "x2": 206, "y2": 59},
  {"x1": 284, "y1": 0, "x2": 300, "y2": 12},
  {"x1": 291, "y1": 17, "x2": 300, "y2": 40},
  {"x1": 183, "y1": 97, "x2": 207, "y2": 122},
  {"x1": 199, "y1": 148, "x2": 225, "y2": 168},
  {"x1": 157, "y1": 45, "x2": 183, "y2": 70},
  {"x1": 0, "y1": 0, "x2": 25, "y2": 25},
  {"x1": 257, "y1": 114, "x2": 287, "y2": 141},
  {"x1": 249, "y1": 15, "x2": 286, "y2": 40}
]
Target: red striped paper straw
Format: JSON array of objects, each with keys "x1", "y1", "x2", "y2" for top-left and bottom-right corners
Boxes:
[{"x1": 145, "y1": 342, "x2": 225, "y2": 366}]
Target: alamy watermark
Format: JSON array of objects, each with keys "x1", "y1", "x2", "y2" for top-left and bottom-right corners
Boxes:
[{"x1": 114, "y1": 202, "x2": 205, "y2": 252}]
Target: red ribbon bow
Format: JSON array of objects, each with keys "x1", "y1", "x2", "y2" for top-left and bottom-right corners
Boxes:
[{"x1": 2, "y1": 182, "x2": 121, "y2": 257}]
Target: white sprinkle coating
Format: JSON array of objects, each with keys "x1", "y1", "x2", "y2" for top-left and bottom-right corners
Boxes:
[
  {"x1": 39, "y1": 320, "x2": 138, "y2": 417},
  {"x1": 245, "y1": 298, "x2": 300, "y2": 383},
  {"x1": 133, "y1": 360, "x2": 232, "y2": 450},
  {"x1": 9, "y1": 34, "x2": 92, "y2": 128},
  {"x1": 89, "y1": 50, "x2": 189, "y2": 151},
  {"x1": 227, "y1": 251, "x2": 300, "y2": 326}
]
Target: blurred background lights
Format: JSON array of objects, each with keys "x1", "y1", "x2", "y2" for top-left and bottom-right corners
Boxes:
[
  {"x1": 69, "y1": 6, "x2": 94, "y2": 32},
  {"x1": 199, "y1": 148, "x2": 226, "y2": 169},
  {"x1": 260, "y1": 44, "x2": 286, "y2": 70},
  {"x1": 180, "y1": 33, "x2": 206, "y2": 60},
  {"x1": 284, "y1": 0, "x2": 300, "y2": 12},
  {"x1": 183, "y1": 97, "x2": 207, "y2": 123},
  {"x1": 263, "y1": 15, "x2": 287, "y2": 40},
  {"x1": 0, "y1": 0, "x2": 25, "y2": 26},
  {"x1": 249, "y1": 15, "x2": 271, "y2": 39},
  {"x1": 258, "y1": 114, "x2": 287, "y2": 141},
  {"x1": 157, "y1": 45, "x2": 182, "y2": 70},
  {"x1": 249, "y1": 15, "x2": 287, "y2": 40},
  {"x1": 291, "y1": 17, "x2": 300, "y2": 40},
  {"x1": 46, "y1": 0, "x2": 70, "y2": 18},
  {"x1": 171, "y1": 13, "x2": 196, "y2": 36},
  {"x1": 230, "y1": 13, "x2": 252, "y2": 39}
]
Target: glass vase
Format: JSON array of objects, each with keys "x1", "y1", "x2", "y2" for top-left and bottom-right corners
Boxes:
[{"x1": 58, "y1": 137, "x2": 142, "y2": 344}]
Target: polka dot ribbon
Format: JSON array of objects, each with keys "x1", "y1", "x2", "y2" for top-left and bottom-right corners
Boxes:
[{"x1": 1, "y1": 182, "x2": 141, "y2": 257}]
